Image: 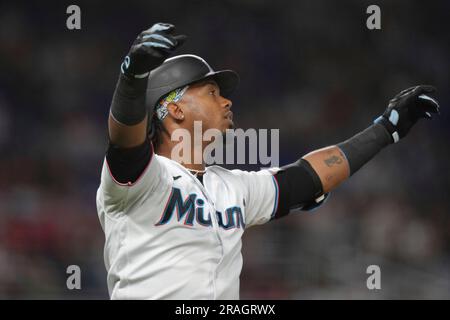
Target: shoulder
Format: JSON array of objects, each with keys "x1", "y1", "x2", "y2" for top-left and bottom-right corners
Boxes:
[
  {"x1": 207, "y1": 165, "x2": 279, "y2": 176},
  {"x1": 206, "y1": 165, "x2": 277, "y2": 186}
]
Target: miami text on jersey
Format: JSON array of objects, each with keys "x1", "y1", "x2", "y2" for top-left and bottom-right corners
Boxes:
[{"x1": 155, "y1": 187, "x2": 245, "y2": 230}]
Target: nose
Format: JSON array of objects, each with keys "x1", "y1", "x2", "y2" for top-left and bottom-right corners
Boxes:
[{"x1": 221, "y1": 96, "x2": 232, "y2": 109}]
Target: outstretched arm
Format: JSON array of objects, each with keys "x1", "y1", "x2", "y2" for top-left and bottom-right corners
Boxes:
[{"x1": 272, "y1": 85, "x2": 440, "y2": 218}]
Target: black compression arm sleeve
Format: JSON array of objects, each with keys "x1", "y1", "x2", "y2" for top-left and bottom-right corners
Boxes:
[
  {"x1": 110, "y1": 73, "x2": 148, "y2": 125},
  {"x1": 272, "y1": 159, "x2": 324, "y2": 219},
  {"x1": 337, "y1": 123, "x2": 391, "y2": 176},
  {"x1": 106, "y1": 138, "x2": 153, "y2": 184}
]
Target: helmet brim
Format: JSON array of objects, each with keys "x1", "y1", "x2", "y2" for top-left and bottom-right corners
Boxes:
[{"x1": 204, "y1": 70, "x2": 240, "y2": 98}]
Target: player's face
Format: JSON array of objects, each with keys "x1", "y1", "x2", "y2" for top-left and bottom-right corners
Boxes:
[{"x1": 180, "y1": 79, "x2": 233, "y2": 133}]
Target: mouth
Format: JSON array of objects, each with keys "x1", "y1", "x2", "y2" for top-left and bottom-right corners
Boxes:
[{"x1": 225, "y1": 110, "x2": 233, "y2": 120}]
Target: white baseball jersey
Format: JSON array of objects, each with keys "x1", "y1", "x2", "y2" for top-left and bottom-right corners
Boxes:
[{"x1": 96, "y1": 152, "x2": 279, "y2": 300}]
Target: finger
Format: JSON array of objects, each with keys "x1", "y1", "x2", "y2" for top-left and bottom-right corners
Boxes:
[
  {"x1": 136, "y1": 44, "x2": 166, "y2": 59},
  {"x1": 417, "y1": 105, "x2": 436, "y2": 118},
  {"x1": 422, "y1": 112, "x2": 433, "y2": 119},
  {"x1": 396, "y1": 86, "x2": 417, "y2": 98},
  {"x1": 422, "y1": 104, "x2": 439, "y2": 114},
  {"x1": 418, "y1": 94, "x2": 439, "y2": 107},
  {"x1": 140, "y1": 41, "x2": 171, "y2": 50},
  {"x1": 413, "y1": 96, "x2": 440, "y2": 120},
  {"x1": 173, "y1": 34, "x2": 187, "y2": 47},
  {"x1": 141, "y1": 33, "x2": 176, "y2": 46},
  {"x1": 417, "y1": 85, "x2": 436, "y2": 94},
  {"x1": 421, "y1": 103, "x2": 440, "y2": 116},
  {"x1": 414, "y1": 108, "x2": 433, "y2": 120},
  {"x1": 418, "y1": 94, "x2": 440, "y2": 113},
  {"x1": 145, "y1": 22, "x2": 175, "y2": 34},
  {"x1": 405, "y1": 85, "x2": 435, "y2": 102}
]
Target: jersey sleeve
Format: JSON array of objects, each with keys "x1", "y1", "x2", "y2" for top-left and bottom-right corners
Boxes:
[
  {"x1": 98, "y1": 140, "x2": 170, "y2": 216},
  {"x1": 231, "y1": 169, "x2": 279, "y2": 228}
]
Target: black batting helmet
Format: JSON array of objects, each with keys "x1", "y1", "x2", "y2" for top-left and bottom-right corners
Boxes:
[{"x1": 146, "y1": 54, "x2": 239, "y2": 111}]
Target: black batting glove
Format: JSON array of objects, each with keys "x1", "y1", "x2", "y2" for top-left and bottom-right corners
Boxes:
[
  {"x1": 120, "y1": 23, "x2": 187, "y2": 78},
  {"x1": 374, "y1": 85, "x2": 440, "y2": 143}
]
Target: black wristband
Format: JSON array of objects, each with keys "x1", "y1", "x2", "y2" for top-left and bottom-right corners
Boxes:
[
  {"x1": 110, "y1": 73, "x2": 148, "y2": 126},
  {"x1": 337, "y1": 123, "x2": 391, "y2": 176}
]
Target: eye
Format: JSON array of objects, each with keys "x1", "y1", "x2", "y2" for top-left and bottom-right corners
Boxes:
[{"x1": 209, "y1": 89, "x2": 216, "y2": 95}]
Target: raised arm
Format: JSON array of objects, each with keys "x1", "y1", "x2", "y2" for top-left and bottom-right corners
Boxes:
[
  {"x1": 273, "y1": 85, "x2": 440, "y2": 218},
  {"x1": 105, "y1": 23, "x2": 186, "y2": 184},
  {"x1": 108, "y1": 23, "x2": 186, "y2": 148}
]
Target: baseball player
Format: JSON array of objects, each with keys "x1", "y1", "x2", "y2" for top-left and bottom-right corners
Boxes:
[{"x1": 96, "y1": 23, "x2": 440, "y2": 299}]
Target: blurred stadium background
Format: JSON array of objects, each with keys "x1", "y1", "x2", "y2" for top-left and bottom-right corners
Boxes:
[{"x1": 0, "y1": 0, "x2": 448, "y2": 299}]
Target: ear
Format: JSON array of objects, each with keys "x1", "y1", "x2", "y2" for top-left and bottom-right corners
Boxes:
[{"x1": 166, "y1": 102, "x2": 185, "y2": 121}]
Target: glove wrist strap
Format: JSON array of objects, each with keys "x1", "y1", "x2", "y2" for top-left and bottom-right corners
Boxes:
[{"x1": 374, "y1": 116, "x2": 399, "y2": 143}]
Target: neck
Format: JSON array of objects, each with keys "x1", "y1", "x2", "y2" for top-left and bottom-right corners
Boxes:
[{"x1": 156, "y1": 132, "x2": 206, "y2": 172}]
